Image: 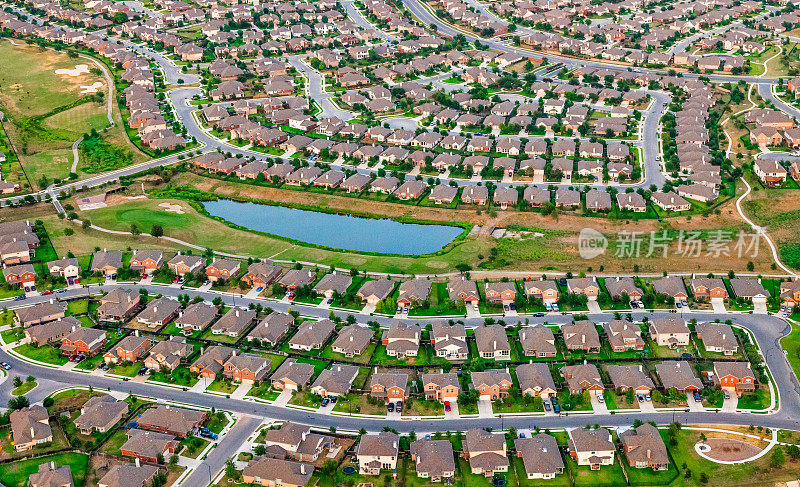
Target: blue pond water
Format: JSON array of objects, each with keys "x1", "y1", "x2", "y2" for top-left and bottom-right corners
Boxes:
[{"x1": 203, "y1": 199, "x2": 462, "y2": 255}]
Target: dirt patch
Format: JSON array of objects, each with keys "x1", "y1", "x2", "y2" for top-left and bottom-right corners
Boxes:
[
  {"x1": 702, "y1": 437, "x2": 763, "y2": 462},
  {"x1": 158, "y1": 202, "x2": 186, "y2": 214},
  {"x1": 55, "y1": 64, "x2": 90, "y2": 77}
]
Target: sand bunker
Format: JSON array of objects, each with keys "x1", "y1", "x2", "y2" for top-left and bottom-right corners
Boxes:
[
  {"x1": 80, "y1": 82, "x2": 103, "y2": 94},
  {"x1": 55, "y1": 64, "x2": 89, "y2": 77},
  {"x1": 158, "y1": 202, "x2": 185, "y2": 214}
]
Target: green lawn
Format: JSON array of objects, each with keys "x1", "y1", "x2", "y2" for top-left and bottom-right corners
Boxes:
[
  {"x1": 781, "y1": 321, "x2": 800, "y2": 383},
  {"x1": 318, "y1": 341, "x2": 377, "y2": 365},
  {"x1": 0, "y1": 453, "x2": 89, "y2": 487},
  {"x1": 565, "y1": 453, "x2": 627, "y2": 487},
  {"x1": 1, "y1": 327, "x2": 24, "y2": 344},
  {"x1": 11, "y1": 380, "x2": 37, "y2": 396},
  {"x1": 180, "y1": 436, "x2": 210, "y2": 458},
  {"x1": 206, "y1": 411, "x2": 229, "y2": 434},
  {"x1": 246, "y1": 382, "x2": 280, "y2": 401},
  {"x1": 101, "y1": 429, "x2": 128, "y2": 456},
  {"x1": 108, "y1": 361, "x2": 143, "y2": 377},
  {"x1": 66, "y1": 299, "x2": 90, "y2": 315},
  {"x1": 207, "y1": 379, "x2": 237, "y2": 394},
  {"x1": 148, "y1": 365, "x2": 198, "y2": 387},
  {"x1": 13, "y1": 344, "x2": 68, "y2": 365},
  {"x1": 737, "y1": 389, "x2": 771, "y2": 410}
]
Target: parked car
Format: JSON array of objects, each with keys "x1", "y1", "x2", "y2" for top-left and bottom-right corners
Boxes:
[
  {"x1": 13, "y1": 295, "x2": 25, "y2": 301},
  {"x1": 637, "y1": 394, "x2": 644, "y2": 402},
  {"x1": 41, "y1": 290, "x2": 53, "y2": 295},
  {"x1": 544, "y1": 401, "x2": 551, "y2": 411},
  {"x1": 723, "y1": 391, "x2": 731, "y2": 400},
  {"x1": 321, "y1": 397, "x2": 330, "y2": 407},
  {"x1": 387, "y1": 403, "x2": 394, "y2": 412},
  {"x1": 444, "y1": 401, "x2": 451, "y2": 412},
  {"x1": 597, "y1": 394, "x2": 604, "y2": 403},
  {"x1": 0, "y1": 362, "x2": 11, "y2": 370},
  {"x1": 694, "y1": 391, "x2": 702, "y2": 402},
  {"x1": 644, "y1": 394, "x2": 651, "y2": 401},
  {"x1": 533, "y1": 312, "x2": 545, "y2": 317},
  {"x1": 396, "y1": 401, "x2": 403, "y2": 412}
]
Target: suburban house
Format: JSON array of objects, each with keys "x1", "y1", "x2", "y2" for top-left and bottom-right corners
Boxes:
[
  {"x1": 174, "y1": 302, "x2": 219, "y2": 335},
  {"x1": 206, "y1": 258, "x2": 241, "y2": 282},
  {"x1": 331, "y1": 325, "x2": 374, "y2": 357},
  {"x1": 431, "y1": 321, "x2": 468, "y2": 360},
  {"x1": 30, "y1": 462, "x2": 74, "y2": 487},
  {"x1": 189, "y1": 345, "x2": 235, "y2": 379},
  {"x1": 129, "y1": 250, "x2": 163, "y2": 275},
  {"x1": 262, "y1": 421, "x2": 335, "y2": 462},
  {"x1": 462, "y1": 429, "x2": 509, "y2": 477},
  {"x1": 91, "y1": 251, "x2": 122, "y2": 278},
  {"x1": 383, "y1": 321, "x2": 421, "y2": 358},
  {"x1": 474, "y1": 325, "x2": 511, "y2": 360},
  {"x1": 104, "y1": 335, "x2": 152, "y2": 364},
  {"x1": 73, "y1": 395, "x2": 127, "y2": 435},
  {"x1": 519, "y1": 325, "x2": 557, "y2": 357},
  {"x1": 729, "y1": 278, "x2": 770, "y2": 304},
  {"x1": 271, "y1": 359, "x2": 316, "y2": 391},
  {"x1": 652, "y1": 276, "x2": 688, "y2": 302},
  {"x1": 211, "y1": 307, "x2": 256, "y2": 337},
  {"x1": 287, "y1": 319, "x2": 336, "y2": 351},
  {"x1": 567, "y1": 428, "x2": 615, "y2": 470},
  {"x1": 690, "y1": 278, "x2": 728, "y2": 302},
  {"x1": 410, "y1": 439, "x2": 456, "y2": 483},
  {"x1": 603, "y1": 320, "x2": 644, "y2": 352},
  {"x1": 516, "y1": 362, "x2": 557, "y2": 398},
  {"x1": 566, "y1": 278, "x2": 600, "y2": 300},
  {"x1": 356, "y1": 432, "x2": 399, "y2": 475},
  {"x1": 167, "y1": 254, "x2": 206, "y2": 276},
  {"x1": 421, "y1": 371, "x2": 460, "y2": 403},
  {"x1": 242, "y1": 261, "x2": 283, "y2": 288},
  {"x1": 656, "y1": 361, "x2": 703, "y2": 392},
  {"x1": 312, "y1": 272, "x2": 352, "y2": 298},
  {"x1": 523, "y1": 280, "x2": 559, "y2": 304},
  {"x1": 470, "y1": 369, "x2": 513, "y2": 400},
  {"x1": 447, "y1": 277, "x2": 479, "y2": 306},
  {"x1": 242, "y1": 457, "x2": 314, "y2": 487},
  {"x1": 144, "y1": 337, "x2": 193, "y2": 371},
  {"x1": 310, "y1": 364, "x2": 360, "y2": 397},
  {"x1": 10, "y1": 405, "x2": 52, "y2": 451},
  {"x1": 604, "y1": 277, "x2": 643, "y2": 301},
  {"x1": 562, "y1": 320, "x2": 601, "y2": 352},
  {"x1": 649, "y1": 317, "x2": 691, "y2": 348},
  {"x1": 713, "y1": 362, "x2": 756, "y2": 397},
  {"x1": 136, "y1": 297, "x2": 181, "y2": 328},
  {"x1": 61, "y1": 327, "x2": 107, "y2": 357},
  {"x1": 396, "y1": 278, "x2": 432, "y2": 308},
  {"x1": 356, "y1": 278, "x2": 396, "y2": 305},
  {"x1": 137, "y1": 405, "x2": 206, "y2": 437},
  {"x1": 620, "y1": 424, "x2": 669, "y2": 471},
  {"x1": 120, "y1": 430, "x2": 179, "y2": 463},
  {"x1": 561, "y1": 364, "x2": 604, "y2": 395},
  {"x1": 96, "y1": 288, "x2": 141, "y2": 322},
  {"x1": 515, "y1": 434, "x2": 564, "y2": 480},
  {"x1": 696, "y1": 322, "x2": 738, "y2": 355},
  {"x1": 224, "y1": 353, "x2": 271, "y2": 383},
  {"x1": 607, "y1": 365, "x2": 654, "y2": 394},
  {"x1": 247, "y1": 312, "x2": 294, "y2": 346},
  {"x1": 15, "y1": 301, "x2": 66, "y2": 327},
  {"x1": 369, "y1": 372, "x2": 409, "y2": 402},
  {"x1": 484, "y1": 282, "x2": 516, "y2": 305}
]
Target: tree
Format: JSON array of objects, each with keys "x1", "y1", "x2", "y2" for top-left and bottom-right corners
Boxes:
[
  {"x1": 151, "y1": 224, "x2": 164, "y2": 238},
  {"x1": 772, "y1": 447, "x2": 786, "y2": 467},
  {"x1": 12, "y1": 377, "x2": 22, "y2": 388}
]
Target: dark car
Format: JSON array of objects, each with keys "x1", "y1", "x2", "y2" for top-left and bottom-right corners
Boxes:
[
  {"x1": 387, "y1": 403, "x2": 394, "y2": 412},
  {"x1": 681, "y1": 353, "x2": 693, "y2": 359}
]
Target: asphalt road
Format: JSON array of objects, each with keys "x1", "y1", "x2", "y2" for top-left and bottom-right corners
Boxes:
[{"x1": 1, "y1": 283, "x2": 798, "y2": 434}]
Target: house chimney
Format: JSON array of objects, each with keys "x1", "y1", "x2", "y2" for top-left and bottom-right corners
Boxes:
[
  {"x1": 493, "y1": 340, "x2": 497, "y2": 350},
  {"x1": 647, "y1": 449, "x2": 651, "y2": 459},
  {"x1": 300, "y1": 463, "x2": 306, "y2": 475},
  {"x1": 30, "y1": 427, "x2": 35, "y2": 438},
  {"x1": 135, "y1": 330, "x2": 140, "y2": 337},
  {"x1": 135, "y1": 457, "x2": 141, "y2": 467},
  {"x1": 50, "y1": 461, "x2": 55, "y2": 469},
  {"x1": 521, "y1": 332, "x2": 526, "y2": 341},
  {"x1": 350, "y1": 335, "x2": 353, "y2": 342},
  {"x1": 302, "y1": 431, "x2": 307, "y2": 442},
  {"x1": 393, "y1": 441, "x2": 397, "y2": 449},
  {"x1": 72, "y1": 325, "x2": 77, "y2": 332}
]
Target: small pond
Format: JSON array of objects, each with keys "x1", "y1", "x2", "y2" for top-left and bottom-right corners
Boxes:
[{"x1": 203, "y1": 199, "x2": 463, "y2": 255}]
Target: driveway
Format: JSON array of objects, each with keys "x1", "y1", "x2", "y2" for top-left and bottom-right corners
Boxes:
[
  {"x1": 477, "y1": 397, "x2": 494, "y2": 418},
  {"x1": 245, "y1": 287, "x2": 263, "y2": 298},
  {"x1": 722, "y1": 393, "x2": 738, "y2": 412},
  {"x1": 466, "y1": 306, "x2": 481, "y2": 318},
  {"x1": 272, "y1": 389, "x2": 293, "y2": 407},
  {"x1": 587, "y1": 300, "x2": 602, "y2": 314},
  {"x1": 444, "y1": 401, "x2": 460, "y2": 419},
  {"x1": 711, "y1": 300, "x2": 727, "y2": 313},
  {"x1": 231, "y1": 382, "x2": 251, "y2": 399},
  {"x1": 687, "y1": 397, "x2": 706, "y2": 412},
  {"x1": 637, "y1": 397, "x2": 655, "y2": 412},
  {"x1": 754, "y1": 302, "x2": 768, "y2": 314},
  {"x1": 590, "y1": 394, "x2": 609, "y2": 414}
]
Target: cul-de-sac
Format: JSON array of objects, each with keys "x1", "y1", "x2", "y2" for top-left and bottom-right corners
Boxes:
[{"x1": 3, "y1": 0, "x2": 800, "y2": 485}]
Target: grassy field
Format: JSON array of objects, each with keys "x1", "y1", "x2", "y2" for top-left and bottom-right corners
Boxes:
[
  {"x1": 0, "y1": 40, "x2": 145, "y2": 188},
  {"x1": 0, "y1": 453, "x2": 89, "y2": 487},
  {"x1": 783, "y1": 321, "x2": 800, "y2": 382}
]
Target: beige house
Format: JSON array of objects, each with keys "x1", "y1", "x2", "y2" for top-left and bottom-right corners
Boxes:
[{"x1": 357, "y1": 432, "x2": 399, "y2": 475}]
